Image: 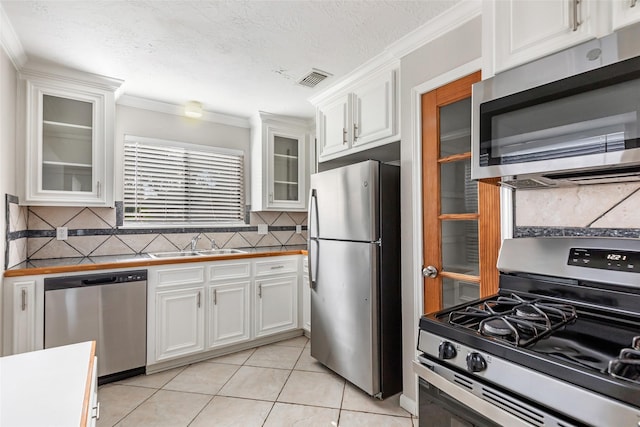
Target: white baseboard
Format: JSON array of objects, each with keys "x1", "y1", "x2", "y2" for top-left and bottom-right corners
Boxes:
[{"x1": 400, "y1": 393, "x2": 417, "y2": 416}]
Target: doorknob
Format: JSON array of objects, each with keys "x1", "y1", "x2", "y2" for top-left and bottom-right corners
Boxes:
[{"x1": 422, "y1": 265, "x2": 438, "y2": 278}]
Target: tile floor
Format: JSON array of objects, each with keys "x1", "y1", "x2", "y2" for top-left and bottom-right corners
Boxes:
[{"x1": 98, "y1": 336, "x2": 416, "y2": 426}]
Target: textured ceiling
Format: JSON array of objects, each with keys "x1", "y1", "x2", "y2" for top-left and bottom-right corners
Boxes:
[{"x1": 2, "y1": 0, "x2": 458, "y2": 120}]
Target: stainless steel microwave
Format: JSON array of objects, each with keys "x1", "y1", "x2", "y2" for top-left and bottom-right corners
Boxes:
[{"x1": 471, "y1": 23, "x2": 640, "y2": 189}]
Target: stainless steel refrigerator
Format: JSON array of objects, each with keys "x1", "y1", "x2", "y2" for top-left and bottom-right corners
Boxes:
[{"x1": 308, "y1": 160, "x2": 402, "y2": 398}]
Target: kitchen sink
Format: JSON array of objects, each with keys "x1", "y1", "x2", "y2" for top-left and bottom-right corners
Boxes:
[
  {"x1": 148, "y1": 249, "x2": 247, "y2": 258},
  {"x1": 148, "y1": 251, "x2": 203, "y2": 258},
  {"x1": 197, "y1": 249, "x2": 247, "y2": 255}
]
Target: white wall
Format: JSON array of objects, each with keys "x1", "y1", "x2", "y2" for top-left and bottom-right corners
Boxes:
[
  {"x1": 114, "y1": 105, "x2": 251, "y2": 203},
  {"x1": 0, "y1": 45, "x2": 18, "y2": 355},
  {"x1": 399, "y1": 15, "x2": 482, "y2": 408}
]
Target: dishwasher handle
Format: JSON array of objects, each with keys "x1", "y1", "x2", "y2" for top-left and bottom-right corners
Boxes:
[
  {"x1": 82, "y1": 276, "x2": 118, "y2": 286},
  {"x1": 44, "y1": 270, "x2": 148, "y2": 291}
]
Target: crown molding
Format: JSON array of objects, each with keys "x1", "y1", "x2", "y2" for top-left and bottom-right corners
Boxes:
[
  {"x1": 387, "y1": 0, "x2": 482, "y2": 59},
  {"x1": 308, "y1": 0, "x2": 481, "y2": 106},
  {"x1": 251, "y1": 110, "x2": 314, "y2": 130},
  {"x1": 0, "y1": 4, "x2": 27, "y2": 69},
  {"x1": 117, "y1": 94, "x2": 251, "y2": 129}
]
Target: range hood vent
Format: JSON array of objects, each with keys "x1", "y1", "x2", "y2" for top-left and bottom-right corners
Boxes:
[
  {"x1": 500, "y1": 165, "x2": 640, "y2": 189},
  {"x1": 297, "y1": 69, "x2": 331, "y2": 88}
]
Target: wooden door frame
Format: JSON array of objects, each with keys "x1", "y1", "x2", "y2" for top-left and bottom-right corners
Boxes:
[{"x1": 421, "y1": 71, "x2": 501, "y2": 314}]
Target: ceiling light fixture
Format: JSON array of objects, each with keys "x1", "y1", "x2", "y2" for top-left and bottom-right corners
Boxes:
[{"x1": 185, "y1": 101, "x2": 203, "y2": 118}]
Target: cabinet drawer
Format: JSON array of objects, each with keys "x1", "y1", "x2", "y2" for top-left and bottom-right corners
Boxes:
[
  {"x1": 255, "y1": 257, "x2": 299, "y2": 277},
  {"x1": 209, "y1": 261, "x2": 251, "y2": 281},
  {"x1": 156, "y1": 266, "x2": 205, "y2": 287}
]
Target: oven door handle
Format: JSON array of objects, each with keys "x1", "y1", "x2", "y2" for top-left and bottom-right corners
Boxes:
[{"x1": 412, "y1": 360, "x2": 532, "y2": 427}]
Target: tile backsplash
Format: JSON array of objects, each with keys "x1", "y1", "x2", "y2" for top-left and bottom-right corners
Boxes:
[
  {"x1": 5, "y1": 196, "x2": 307, "y2": 269},
  {"x1": 6, "y1": 195, "x2": 28, "y2": 268},
  {"x1": 514, "y1": 183, "x2": 640, "y2": 238}
]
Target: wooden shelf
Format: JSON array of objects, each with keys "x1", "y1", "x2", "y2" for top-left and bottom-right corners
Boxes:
[
  {"x1": 43, "y1": 161, "x2": 92, "y2": 168},
  {"x1": 274, "y1": 153, "x2": 298, "y2": 160},
  {"x1": 43, "y1": 120, "x2": 92, "y2": 130},
  {"x1": 440, "y1": 127, "x2": 470, "y2": 142}
]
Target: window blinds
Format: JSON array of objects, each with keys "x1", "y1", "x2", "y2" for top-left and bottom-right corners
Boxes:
[{"x1": 123, "y1": 136, "x2": 244, "y2": 225}]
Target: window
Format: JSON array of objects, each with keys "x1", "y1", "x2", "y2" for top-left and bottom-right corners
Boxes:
[{"x1": 123, "y1": 135, "x2": 244, "y2": 226}]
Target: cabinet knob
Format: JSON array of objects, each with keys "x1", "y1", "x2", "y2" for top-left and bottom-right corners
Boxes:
[
  {"x1": 21, "y1": 289, "x2": 27, "y2": 311},
  {"x1": 353, "y1": 123, "x2": 358, "y2": 140},
  {"x1": 342, "y1": 128, "x2": 347, "y2": 145}
]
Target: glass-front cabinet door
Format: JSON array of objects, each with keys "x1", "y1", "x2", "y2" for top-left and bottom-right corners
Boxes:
[
  {"x1": 268, "y1": 127, "x2": 306, "y2": 210},
  {"x1": 41, "y1": 95, "x2": 94, "y2": 193},
  {"x1": 20, "y1": 70, "x2": 117, "y2": 206}
]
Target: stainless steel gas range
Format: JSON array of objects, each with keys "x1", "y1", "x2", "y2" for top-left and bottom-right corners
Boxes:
[{"x1": 414, "y1": 237, "x2": 640, "y2": 427}]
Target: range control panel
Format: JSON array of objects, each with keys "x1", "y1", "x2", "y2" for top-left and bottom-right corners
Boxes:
[{"x1": 568, "y1": 248, "x2": 639, "y2": 273}]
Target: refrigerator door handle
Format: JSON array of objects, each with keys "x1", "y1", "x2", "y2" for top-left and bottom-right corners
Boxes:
[{"x1": 308, "y1": 189, "x2": 317, "y2": 289}]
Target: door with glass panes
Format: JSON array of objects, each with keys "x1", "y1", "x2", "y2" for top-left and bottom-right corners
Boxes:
[{"x1": 421, "y1": 72, "x2": 501, "y2": 314}]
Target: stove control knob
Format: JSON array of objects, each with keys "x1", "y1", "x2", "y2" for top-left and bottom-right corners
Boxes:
[
  {"x1": 466, "y1": 352, "x2": 487, "y2": 372},
  {"x1": 438, "y1": 341, "x2": 457, "y2": 360}
]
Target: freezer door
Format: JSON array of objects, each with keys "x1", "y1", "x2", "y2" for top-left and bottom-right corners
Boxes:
[
  {"x1": 310, "y1": 238, "x2": 380, "y2": 395},
  {"x1": 309, "y1": 160, "x2": 379, "y2": 242}
]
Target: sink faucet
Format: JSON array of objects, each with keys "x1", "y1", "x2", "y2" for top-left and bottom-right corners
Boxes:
[
  {"x1": 211, "y1": 239, "x2": 219, "y2": 250},
  {"x1": 191, "y1": 234, "x2": 201, "y2": 251}
]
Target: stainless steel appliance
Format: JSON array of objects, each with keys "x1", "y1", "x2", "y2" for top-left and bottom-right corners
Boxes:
[
  {"x1": 308, "y1": 160, "x2": 402, "y2": 398},
  {"x1": 471, "y1": 23, "x2": 640, "y2": 188},
  {"x1": 45, "y1": 270, "x2": 147, "y2": 384},
  {"x1": 415, "y1": 237, "x2": 640, "y2": 426}
]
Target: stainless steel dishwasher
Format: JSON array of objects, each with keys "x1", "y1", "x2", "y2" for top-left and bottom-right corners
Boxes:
[{"x1": 44, "y1": 270, "x2": 147, "y2": 384}]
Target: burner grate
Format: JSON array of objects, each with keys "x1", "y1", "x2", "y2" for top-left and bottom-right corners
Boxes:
[
  {"x1": 448, "y1": 294, "x2": 578, "y2": 347},
  {"x1": 608, "y1": 336, "x2": 640, "y2": 383}
]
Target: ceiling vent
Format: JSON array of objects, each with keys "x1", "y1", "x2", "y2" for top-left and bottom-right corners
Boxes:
[{"x1": 297, "y1": 69, "x2": 332, "y2": 88}]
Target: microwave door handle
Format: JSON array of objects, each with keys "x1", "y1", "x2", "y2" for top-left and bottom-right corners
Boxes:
[{"x1": 307, "y1": 189, "x2": 317, "y2": 289}]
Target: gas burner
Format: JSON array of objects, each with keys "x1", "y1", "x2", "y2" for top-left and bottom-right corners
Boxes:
[
  {"x1": 608, "y1": 338, "x2": 640, "y2": 384},
  {"x1": 514, "y1": 304, "x2": 544, "y2": 319},
  {"x1": 479, "y1": 315, "x2": 551, "y2": 345},
  {"x1": 481, "y1": 318, "x2": 514, "y2": 336}
]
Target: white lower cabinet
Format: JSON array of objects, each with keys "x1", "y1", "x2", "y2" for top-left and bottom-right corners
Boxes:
[
  {"x1": 11, "y1": 280, "x2": 37, "y2": 355},
  {"x1": 155, "y1": 286, "x2": 205, "y2": 361},
  {"x1": 207, "y1": 281, "x2": 251, "y2": 348},
  {"x1": 255, "y1": 275, "x2": 298, "y2": 337},
  {"x1": 302, "y1": 256, "x2": 311, "y2": 333},
  {"x1": 2, "y1": 277, "x2": 42, "y2": 356},
  {"x1": 147, "y1": 255, "x2": 303, "y2": 366}
]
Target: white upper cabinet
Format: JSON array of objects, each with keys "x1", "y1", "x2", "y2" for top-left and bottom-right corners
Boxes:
[
  {"x1": 352, "y1": 69, "x2": 396, "y2": 147},
  {"x1": 485, "y1": 0, "x2": 640, "y2": 76},
  {"x1": 312, "y1": 62, "x2": 399, "y2": 163},
  {"x1": 612, "y1": 0, "x2": 640, "y2": 30},
  {"x1": 251, "y1": 112, "x2": 312, "y2": 211},
  {"x1": 488, "y1": 0, "x2": 601, "y2": 74},
  {"x1": 18, "y1": 66, "x2": 122, "y2": 206},
  {"x1": 317, "y1": 93, "x2": 352, "y2": 158}
]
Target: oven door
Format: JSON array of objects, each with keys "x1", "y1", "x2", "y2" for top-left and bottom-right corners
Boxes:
[
  {"x1": 413, "y1": 360, "x2": 534, "y2": 427},
  {"x1": 419, "y1": 378, "x2": 500, "y2": 427}
]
